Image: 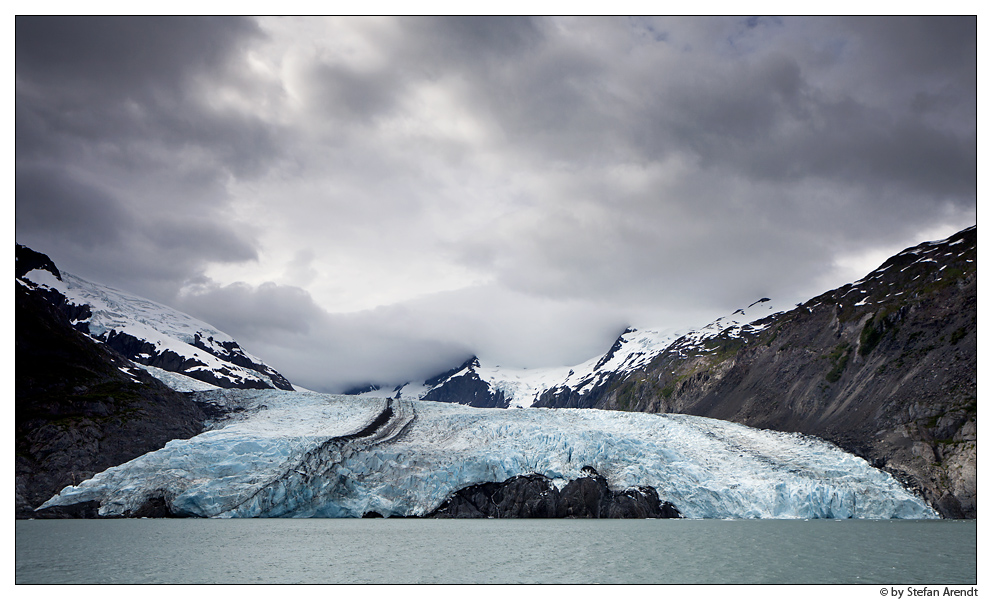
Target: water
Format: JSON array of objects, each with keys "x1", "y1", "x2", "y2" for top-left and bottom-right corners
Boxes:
[{"x1": 15, "y1": 519, "x2": 976, "y2": 585}]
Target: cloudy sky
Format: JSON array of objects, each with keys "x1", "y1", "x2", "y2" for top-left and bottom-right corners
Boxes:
[{"x1": 15, "y1": 16, "x2": 977, "y2": 393}]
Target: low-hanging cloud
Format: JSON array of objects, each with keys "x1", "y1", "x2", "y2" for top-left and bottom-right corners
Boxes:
[{"x1": 173, "y1": 277, "x2": 655, "y2": 393}]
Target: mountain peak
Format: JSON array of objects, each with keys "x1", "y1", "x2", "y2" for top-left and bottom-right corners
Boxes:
[
  {"x1": 423, "y1": 356, "x2": 479, "y2": 388},
  {"x1": 15, "y1": 244, "x2": 61, "y2": 281}
]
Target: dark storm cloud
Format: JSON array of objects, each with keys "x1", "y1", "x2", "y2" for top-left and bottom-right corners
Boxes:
[
  {"x1": 142, "y1": 219, "x2": 258, "y2": 265},
  {"x1": 17, "y1": 164, "x2": 258, "y2": 261},
  {"x1": 16, "y1": 16, "x2": 262, "y2": 95},
  {"x1": 654, "y1": 57, "x2": 975, "y2": 197},
  {"x1": 16, "y1": 156, "x2": 259, "y2": 302},
  {"x1": 16, "y1": 164, "x2": 135, "y2": 247},
  {"x1": 299, "y1": 16, "x2": 545, "y2": 126},
  {"x1": 412, "y1": 16, "x2": 545, "y2": 62},
  {"x1": 308, "y1": 61, "x2": 401, "y2": 122},
  {"x1": 16, "y1": 161, "x2": 258, "y2": 300},
  {"x1": 14, "y1": 17, "x2": 977, "y2": 391},
  {"x1": 16, "y1": 16, "x2": 277, "y2": 298},
  {"x1": 17, "y1": 16, "x2": 281, "y2": 176},
  {"x1": 429, "y1": 19, "x2": 624, "y2": 163},
  {"x1": 350, "y1": 15, "x2": 976, "y2": 212},
  {"x1": 415, "y1": 16, "x2": 976, "y2": 306},
  {"x1": 839, "y1": 16, "x2": 976, "y2": 81}
]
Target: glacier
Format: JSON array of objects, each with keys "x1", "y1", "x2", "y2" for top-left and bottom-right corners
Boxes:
[{"x1": 37, "y1": 389, "x2": 937, "y2": 520}]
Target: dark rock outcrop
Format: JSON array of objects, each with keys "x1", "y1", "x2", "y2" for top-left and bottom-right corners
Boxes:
[
  {"x1": 15, "y1": 244, "x2": 62, "y2": 280},
  {"x1": 16, "y1": 244, "x2": 93, "y2": 332},
  {"x1": 191, "y1": 334, "x2": 294, "y2": 391},
  {"x1": 428, "y1": 467, "x2": 682, "y2": 518},
  {"x1": 421, "y1": 357, "x2": 510, "y2": 409}
]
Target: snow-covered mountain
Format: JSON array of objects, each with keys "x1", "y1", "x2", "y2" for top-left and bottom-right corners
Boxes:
[
  {"x1": 39, "y1": 388, "x2": 936, "y2": 520},
  {"x1": 529, "y1": 226, "x2": 976, "y2": 518},
  {"x1": 342, "y1": 227, "x2": 976, "y2": 519},
  {"x1": 359, "y1": 298, "x2": 782, "y2": 409},
  {"x1": 16, "y1": 245, "x2": 294, "y2": 392}
]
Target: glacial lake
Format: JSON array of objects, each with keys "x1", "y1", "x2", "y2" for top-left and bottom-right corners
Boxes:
[{"x1": 15, "y1": 518, "x2": 976, "y2": 585}]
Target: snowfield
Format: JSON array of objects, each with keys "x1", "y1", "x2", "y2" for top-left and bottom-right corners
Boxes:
[
  {"x1": 19, "y1": 267, "x2": 289, "y2": 390},
  {"x1": 39, "y1": 389, "x2": 937, "y2": 520}
]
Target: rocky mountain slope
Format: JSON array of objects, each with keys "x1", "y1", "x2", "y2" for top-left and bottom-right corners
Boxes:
[
  {"x1": 539, "y1": 226, "x2": 977, "y2": 518},
  {"x1": 15, "y1": 280, "x2": 208, "y2": 518},
  {"x1": 16, "y1": 245, "x2": 294, "y2": 392}
]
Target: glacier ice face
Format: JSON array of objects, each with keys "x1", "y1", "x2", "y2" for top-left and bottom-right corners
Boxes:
[{"x1": 39, "y1": 390, "x2": 938, "y2": 520}]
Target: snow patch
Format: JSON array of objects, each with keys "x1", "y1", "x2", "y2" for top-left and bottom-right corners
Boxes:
[{"x1": 137, "y1": 364, "x2": 222, "y2": 392}]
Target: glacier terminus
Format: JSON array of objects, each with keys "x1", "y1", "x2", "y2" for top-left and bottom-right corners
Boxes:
[{"x1": 39, "y1": 389, "x2": 937, "y2": 520}]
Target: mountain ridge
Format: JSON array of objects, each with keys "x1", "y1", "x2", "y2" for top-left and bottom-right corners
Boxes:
[
  {"x1": 16, "y1": 244, "x2": 294, "y2": 392},
  {"x1": 361, "y1": 298, "x2": 783, "y2": 408},
  {"x1": 541, "y1": 227, "x2": 977, "y2": 517}
]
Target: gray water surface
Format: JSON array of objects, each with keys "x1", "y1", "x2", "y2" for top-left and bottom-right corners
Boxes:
[{"x1": 15, "y1": 518, "x2": 976, "y2": 584}]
